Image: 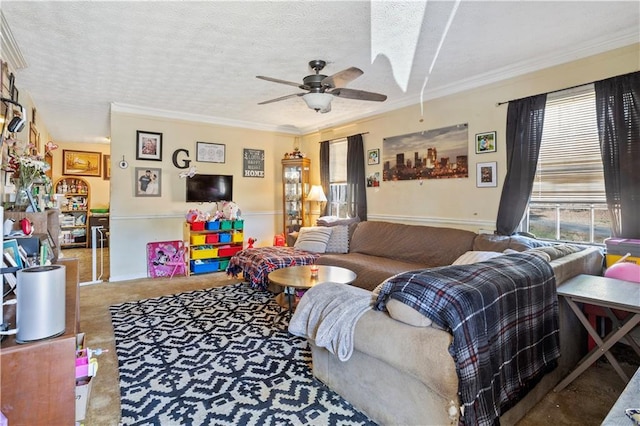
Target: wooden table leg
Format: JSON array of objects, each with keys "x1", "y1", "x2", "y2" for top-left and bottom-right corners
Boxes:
[{"x1": 554, "y1": 298, "x2": 640, "y2": 392}]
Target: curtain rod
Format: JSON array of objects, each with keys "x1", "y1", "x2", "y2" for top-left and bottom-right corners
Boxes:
[
  {"x1": 318, "y1": 132, "x2": 369, "y2": 142},
  {"x1": 496, "y1": 71, "x2": 639, "y2": 106},
  {"x1": 495, "y1": 81, "x2": 592, "y2": 107}
]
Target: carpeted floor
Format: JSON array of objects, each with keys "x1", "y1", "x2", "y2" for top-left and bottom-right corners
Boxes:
[{"x1": 70, "y1": 248, "x2": 639, "y2": 425}]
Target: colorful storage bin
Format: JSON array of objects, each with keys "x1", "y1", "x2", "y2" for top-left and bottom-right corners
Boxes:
[
  {"x1": 233, "y1": 220, "x2": 244, "y2": 230},
  {"x1": 232, "y1": 232, "x2": 244, "y2": 243},
  {"x1": 220, "y1": 220, "x2": 233, "y2": 230},
  {"x1": 605, "y1": 238, "x2": 640, "y2": 266},
  {"x1": 218, "y1": 259, "x2": 230, "y2": 272},
  {"x1": 205, "y1": 221, "x2": 220, "y2": 231},
  {"x1": 205, "y1": 234, "x2": 219, "y2": 244},
  {"x1": 190, "y1": 222, "x2": 205, "y2": 231},
  {"x1": 190, "y1": 235, "x2": 206, "y2": 245},
  {"x1": 191, "y1": 259, "x2": 219, "y2": 274},
  {"x1": 218, "y1": 245, "x2": 242, "y2": 258},
  {"x1": 191, "y1": 246, "x2": 218, "y2": 259},
  {"x1": 219, "y1": 233, "x2": 232, "y2": 243}
]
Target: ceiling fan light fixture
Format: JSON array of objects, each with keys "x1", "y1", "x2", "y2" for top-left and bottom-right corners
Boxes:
[{"x1": 303, "y1": 93, "x2": 333, "y2": 112}]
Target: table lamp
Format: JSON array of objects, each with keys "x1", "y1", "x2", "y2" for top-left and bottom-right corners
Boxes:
[{"x1": 306, "y1": 185, "x2": 327, "y2": 214}]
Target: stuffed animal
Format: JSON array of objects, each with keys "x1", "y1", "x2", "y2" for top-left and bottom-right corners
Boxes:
[{"x1": 220, "y1": 201, "x2": 241, "y2": 220}]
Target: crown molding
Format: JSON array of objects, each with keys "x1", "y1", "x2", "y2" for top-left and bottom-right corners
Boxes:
[
  {"x1": 0, "y1": 11, "x2": 28, "y2": 70},
  {"x1": 111, "y1": 102, "x2": 302, "y2": 135}
]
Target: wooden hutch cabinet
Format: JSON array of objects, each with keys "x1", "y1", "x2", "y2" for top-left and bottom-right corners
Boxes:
[{"x1": 282, "y1": 158, "x2": 310, "y2": 236}]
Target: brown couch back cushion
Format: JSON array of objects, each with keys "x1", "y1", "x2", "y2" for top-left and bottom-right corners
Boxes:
[{"x1": 349, "y1": 221, "x2": 477, "y2": 267}]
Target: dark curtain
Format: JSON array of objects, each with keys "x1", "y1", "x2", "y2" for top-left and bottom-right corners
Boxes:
[
  {"x1": 496, "y1": 94, "x2": 547, "y2": 235},
  {"x1": 319, "y1": 140, "x2": 330, "y2": 216},
  {"x1": 347, "y1": 134, "x2": 367, "y2": 220},
  {"x1": 595, "y1": 71, "x2": 640, "y2": 238}
]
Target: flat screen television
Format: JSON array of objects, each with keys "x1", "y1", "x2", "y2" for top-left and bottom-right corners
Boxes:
[{"x1": 186, "y1": 174, "x2": 233, "y2": 203}]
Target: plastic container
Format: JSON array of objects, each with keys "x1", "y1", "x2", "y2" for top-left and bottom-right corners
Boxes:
[
  {"x1": 233, "y1": 220, "x2": 244, "y2": 230},
  {"x1": 205, "y1": 234, "x2": 219, "y2": 244},
  {"x1": 232, "y1": 232, "x2": 244, "y2": 243},
  {"x1": 190, "y1": 222, "x2": 205, "y2": 231},
  {"x1": 220, "y1": 220, "x2": 233, "y2": 230},
  {"x1": 190, "y1": 246, "x2": 218, "y2": 259},
  {"x1": 190, "y1": 259, "x2": 219, "y2": 274},
  {"x1": 218, "y1": 245, "x2": 242, "y2": 258},
  {"x1": 605, "y1": 238, "x2": 640, "y2": 266},
  {"x1": 219, "y1": 233, "x2": 232, "y2": 243},
  {"x1": 190, "y1": 235, "x2": 206, "y2": 245},
  {"x1": 205, "y1": 221, "x2": 220, "y2": 231}
]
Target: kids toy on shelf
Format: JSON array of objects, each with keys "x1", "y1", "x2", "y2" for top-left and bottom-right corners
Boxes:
[{"x1": 247, "y1": 238, "x2": 257, "y2": 249}]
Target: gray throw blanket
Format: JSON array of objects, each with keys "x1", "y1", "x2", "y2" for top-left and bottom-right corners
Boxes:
[
  {"x1": 288, "y1": 282, "x2": 372, "y2": 361},
  {"x1": 374, "y1": 252, "x2": 560, "y2": 426}
]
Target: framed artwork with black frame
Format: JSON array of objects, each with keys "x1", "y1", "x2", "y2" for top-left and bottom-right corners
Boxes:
[
  {"x1": 476, "y1": 161, "x2": 497, "y2": 187},
  {"x1": 475, "y1": 131, "x2": 497, "y2": 154},
  {"x1": 135, "y1": 167, "x2": 162, "y2": 197},
  {"x1": 136, "y1": 130, "x2": 163, "y2": 161},
  {"x1": 196, "y1": 142, "x2": 225, "y2": 163}
]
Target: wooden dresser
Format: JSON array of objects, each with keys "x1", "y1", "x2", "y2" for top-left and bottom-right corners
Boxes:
[{"x1": 1, "y1": 258, "x2": 79, "y2": 425}]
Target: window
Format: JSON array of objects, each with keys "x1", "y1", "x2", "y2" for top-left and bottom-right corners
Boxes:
[
  {"x1": 523, "y1": 84, "x2": 611, "y2": 244},
  {"x1": 327, "y1": 139, "x2": 348, "y2": 218}
]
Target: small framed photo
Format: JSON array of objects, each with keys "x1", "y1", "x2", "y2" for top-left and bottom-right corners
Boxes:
[
  {"x1": 196, "y1": 142, "x2": 225, "y2": 163},
  {"x1": 475, "y1": 131, "x2": 497, "y2": 154},
  {"x1": 476, "y1": 162, "x2": 497, "y2": 187},
  {"x1": 135, "y1": 167, "x2": 162, "y2": 197},
  {"x1": 367, "y1": 148, "x2": 380, "y2": 165},
  {"x1": 63, "y1": 150, "x2": 102, "y2": 177},
  {"x1": 136, "y1": 131, "x2": 163, "y2": 161},
  {"x1": 103, "y1": 155, "x2": 111, "y2": 180}
]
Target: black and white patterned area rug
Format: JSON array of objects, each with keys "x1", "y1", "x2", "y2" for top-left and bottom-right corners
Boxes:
[{"x1": 110, "y1": 283, "x2": 375, "y2": 425}]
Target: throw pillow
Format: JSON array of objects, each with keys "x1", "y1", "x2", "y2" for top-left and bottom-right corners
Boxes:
[
  {"x1": 452, "y1": 250, "x2": 504, "y2": 265},
  {"x1": 325, "y1": 225, "x2": 349, "y2": 253},
  {"x1": 386, "y1": 299, "x2": 433, "y2": 328},
  {"x1": 293, "y1": 226, "x2": 333, "y2": 253}
]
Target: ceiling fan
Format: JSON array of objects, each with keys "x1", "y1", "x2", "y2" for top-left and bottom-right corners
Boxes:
[{"x1": 256, "y1": 60, "x2": 387, "y2": 113}]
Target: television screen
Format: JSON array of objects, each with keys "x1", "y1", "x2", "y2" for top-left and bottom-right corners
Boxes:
[{"x1": 186, "y1": 174, "x2": 233, "y2": 203}]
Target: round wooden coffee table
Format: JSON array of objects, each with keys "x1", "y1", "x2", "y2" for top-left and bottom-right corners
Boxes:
[{"x1": 268, "y1": 265, "x2": 357, "y2": 311}]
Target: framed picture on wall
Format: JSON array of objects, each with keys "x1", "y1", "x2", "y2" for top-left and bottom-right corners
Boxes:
[
  {"x1": 135, "y1": 167, "x2": 162, "y2": 197},
  {"x1": 476, "y1": 162, "x2": 497, "y2": 187},
  {"x1": 367, "y1": 148, "x2": 380, "y2": 165},
  {"x1": 103, "y1": 155, "x2": 111, "y2": 180},
  {"x1": 136, "y1": 130, "x2": 163, "y2": 161},
  {"x1": 196, "y1": 142, "x2": 225, "y2": 163},
  {"x1": 62, "y1": 150, "x2": 102, "y2": 177},
  {"x1": 475, "y1": 131, "x2": 497, "y2": 154}
]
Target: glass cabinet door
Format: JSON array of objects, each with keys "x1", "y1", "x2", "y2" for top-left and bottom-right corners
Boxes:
[{"x1": 282, "y1": 158, "x2": 310, "y2": 236}]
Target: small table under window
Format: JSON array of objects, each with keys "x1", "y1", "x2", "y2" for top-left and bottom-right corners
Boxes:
[{"x1": 554, "y1": 274, "x2": 640, "y2": 393}]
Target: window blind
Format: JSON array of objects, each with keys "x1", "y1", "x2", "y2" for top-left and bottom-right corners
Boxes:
[{"x1": 532, "y1": 84, "x2": 605, "y2": 203}]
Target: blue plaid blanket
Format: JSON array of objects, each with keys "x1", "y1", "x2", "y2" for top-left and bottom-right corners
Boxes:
[
  {"x1": 227, "y1": 246, "x2": 320, "y2": 290},
  {"x1": 374, "y1": 252, "x2": 559, "y2": 426}
]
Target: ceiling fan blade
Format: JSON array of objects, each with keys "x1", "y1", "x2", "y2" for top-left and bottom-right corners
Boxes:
[
  {"x1": 330, "y1": 88, "x2": 387, "y2": 102},
  {"x1": 322, "y1": 67, "x2": 363, "y2": 88},
  {"x1": 258, "y1": 93, "x2": 304, "y2": 105},
  {"x1": 256, "y1": 75, "x2": 308, "y2": 90}
]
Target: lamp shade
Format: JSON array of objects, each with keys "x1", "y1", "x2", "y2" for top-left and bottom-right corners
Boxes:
[
  {"x1": 302, "y1": 93, "x2": 333, "y2": 111},
  {"x1": 307, "y1": 185, "x2": 327, "y2": 202}
]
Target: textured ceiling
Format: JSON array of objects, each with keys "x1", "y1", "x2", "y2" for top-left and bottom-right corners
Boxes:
[{"x1": 2, "y1": 1, "x2": 639, "y2": 144}]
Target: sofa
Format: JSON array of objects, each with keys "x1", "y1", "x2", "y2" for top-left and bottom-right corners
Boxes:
[{"x1": 293, "y1": 220, "x2": 604, "y2": 425}]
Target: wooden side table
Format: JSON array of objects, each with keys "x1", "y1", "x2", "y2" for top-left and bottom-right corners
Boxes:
[{"x1": 554, "y1": 274, "x2": 640, "y2": 393}]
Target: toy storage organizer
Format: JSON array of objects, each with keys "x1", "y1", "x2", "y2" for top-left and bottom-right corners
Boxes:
[{"x1": 184, "y1": 220, "x2": 244, "y2": 275}]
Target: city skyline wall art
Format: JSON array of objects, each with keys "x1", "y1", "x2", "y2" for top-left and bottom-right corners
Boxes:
[{"x1": 382, "y1": 123, "x2": 469, "y2": 181}]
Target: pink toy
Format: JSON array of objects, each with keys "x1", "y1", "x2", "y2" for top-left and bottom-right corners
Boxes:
[{"x1": 604, "y1": 261, "x2": 640, "y2": 283}]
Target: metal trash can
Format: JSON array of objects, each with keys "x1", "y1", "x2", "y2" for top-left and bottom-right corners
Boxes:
[{"x1": 16, "y1": 265, "x2": 66, "y2": 343}]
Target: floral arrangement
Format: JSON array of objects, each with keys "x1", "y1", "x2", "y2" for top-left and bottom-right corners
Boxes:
[{"x1": 2, "y1": 140, "x2": 51, "y2": 189}]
